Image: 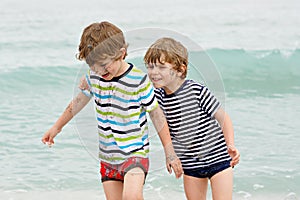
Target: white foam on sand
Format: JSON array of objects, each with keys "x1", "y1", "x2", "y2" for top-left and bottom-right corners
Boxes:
[
  {"x1": 2, "y1": 189, "x2": 298, "y2": 200},
  {"x1": 1, "y1": 189, "x2": 186, "y2": 200},
  {"x1": 1, "y1": 190, "x2": 105, "y2": 200}
]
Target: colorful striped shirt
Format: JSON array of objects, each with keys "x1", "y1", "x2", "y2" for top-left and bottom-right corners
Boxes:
[
  {"x1": 85, "y1": 63, "x2": 158, "y2": 164},
  {"x1": 154, "y1": 80, "x2": 231, "y2": 170}
]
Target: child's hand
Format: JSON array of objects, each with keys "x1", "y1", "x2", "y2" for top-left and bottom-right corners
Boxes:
[
  {"x1": 227, "y1": 145, "x2": 240, "y2": 167},
  {"x1": 164, "y1": 143, "x2": 183, "y2": 178},
  {"x1": 166, "y1": 153, "x2": 183, "y2": 178},
  {"x1": 41, "y1": 126, "x2": 61, "y2": 147},
  {"x1": 78, "y1": 76, "x2": 89, "y2": 90}
]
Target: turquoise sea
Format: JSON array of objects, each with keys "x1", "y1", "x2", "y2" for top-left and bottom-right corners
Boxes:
[{"x1": 1, "y1": 0, "x2": 299, "y2": 199}]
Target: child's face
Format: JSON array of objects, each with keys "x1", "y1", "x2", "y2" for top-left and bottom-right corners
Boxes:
[
  {"x1": 146, "y1": 61, "x2": 182, "y2": 93},
  {"x1": 90, "y1": 58, "x2": 125, "y2": 80}
]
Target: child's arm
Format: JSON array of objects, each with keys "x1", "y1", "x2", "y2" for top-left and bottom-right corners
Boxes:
[
  {"x1": 41, "y1": 92, "x2": 91, "y2": 146},
  {"x1": 149, "y1": 106, "x2": 183, "y2": 178},
  {"x1": 214, "y1": 108, "x2": 240, "y2": 167}
]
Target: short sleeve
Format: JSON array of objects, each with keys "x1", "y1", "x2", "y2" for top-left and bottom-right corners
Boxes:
[
  {"x1": 198, "y1": 86, "x2": 221, "y2": 117},
  {"x1": 81, "y1": 70, "x2": 93, "y2": 98},
  {"x1": 139, "y1": 75, "x2": 159, "y2": 112}
]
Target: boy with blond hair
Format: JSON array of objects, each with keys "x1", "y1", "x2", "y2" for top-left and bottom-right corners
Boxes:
[
  {"x1": 144, "y1": 37, "x2": 240, "y2": 200},
  {"x1": 42, "y1": 22, "x2": 182, "y2": 200}
]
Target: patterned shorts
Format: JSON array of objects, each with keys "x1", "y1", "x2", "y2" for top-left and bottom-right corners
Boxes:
[{"x1": 100, "y1": 157, "x2": 149, "y2": 182}]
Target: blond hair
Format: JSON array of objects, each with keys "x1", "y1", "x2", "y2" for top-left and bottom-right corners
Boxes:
[
  {"x1": 77, "y1": 21, "x2": 128, "y2": 66},
  {"x1": 144, "y1": 37, "x2": 188, "y2": 78}
]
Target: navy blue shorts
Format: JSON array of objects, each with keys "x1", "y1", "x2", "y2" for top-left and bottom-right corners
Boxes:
[{"x1": 184, "y1": 161, "x2": 231, "y2": 179}]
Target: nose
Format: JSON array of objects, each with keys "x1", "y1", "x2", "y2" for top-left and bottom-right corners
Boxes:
[
  {"x1": 151, "y1": 66, "x2": 159, "y2": 74},
  {"x1": 91, "y1": 65, "x2": 107, "y2": 75}
]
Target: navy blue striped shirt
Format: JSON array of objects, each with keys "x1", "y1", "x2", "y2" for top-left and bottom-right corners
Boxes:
[{"x1": 154, "y1": 80, "x2": 231, "y2": 170}]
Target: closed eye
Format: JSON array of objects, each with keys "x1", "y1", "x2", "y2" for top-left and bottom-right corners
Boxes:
[
  {"x1": 100, "y1": 63, "x2": 108, "y2": 67},
  {"x1": 145, "y1": 64, "x2": 154, "y2": 69}
]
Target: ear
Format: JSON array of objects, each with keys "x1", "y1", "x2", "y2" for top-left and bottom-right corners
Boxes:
[
  {"x1": 180, "y1": 64, "x2": 187, "y2": 72},
  {"x1": 178, "y1": 64, "x2": 187, "y2": 77},
  {"x1": 120, "y1": 48, "x2": 126, "y2": 59}
]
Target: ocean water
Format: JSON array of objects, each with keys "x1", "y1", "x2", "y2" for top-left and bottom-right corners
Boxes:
[{"x1": 1, "y1": 0, "x2": 300, "y2": 199}]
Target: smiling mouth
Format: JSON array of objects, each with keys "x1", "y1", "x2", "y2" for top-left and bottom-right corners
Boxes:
[
  {"x1": 102, "y1": 73, "x2": 110, "y2": 78},
  {"x1": 151, "y1": 77, "x2": 161, "y2": 82}
]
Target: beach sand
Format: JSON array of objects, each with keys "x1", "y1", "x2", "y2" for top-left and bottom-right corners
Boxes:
[{"x1": 0, "y1": 189, "x2": 186, "y2": 200}]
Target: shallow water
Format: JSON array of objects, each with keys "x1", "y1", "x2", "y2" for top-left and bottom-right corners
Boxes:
[{"x1": 1, "y1": 0, "x2": 300, "y2": 199}]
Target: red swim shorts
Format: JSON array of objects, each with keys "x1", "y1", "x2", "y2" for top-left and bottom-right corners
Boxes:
[{"x1": 100, "y1": 157, "x2": 149, "y2": 182}]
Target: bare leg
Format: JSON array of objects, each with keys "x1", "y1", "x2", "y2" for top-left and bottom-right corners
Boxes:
[
  {"x1": 102, "y1": 180, "x2": 123, "y2": 200},
  {"x1": 210, "y1": 167, "x2": 233, "y2": 200},
  {"x1": 123, "y1": 167, "x2": 145, "y2": 200},
  {"x1": 184, "y1": 174, "x2": 208, "y2": 200}
]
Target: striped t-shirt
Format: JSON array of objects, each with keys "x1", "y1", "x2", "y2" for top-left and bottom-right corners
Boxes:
[
  {"x1": 85, "y1": 63, "x2": 158, "y2": 164},
  {"x1": 154, "y1": 80, "x2": 231, "y2": 170}
]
